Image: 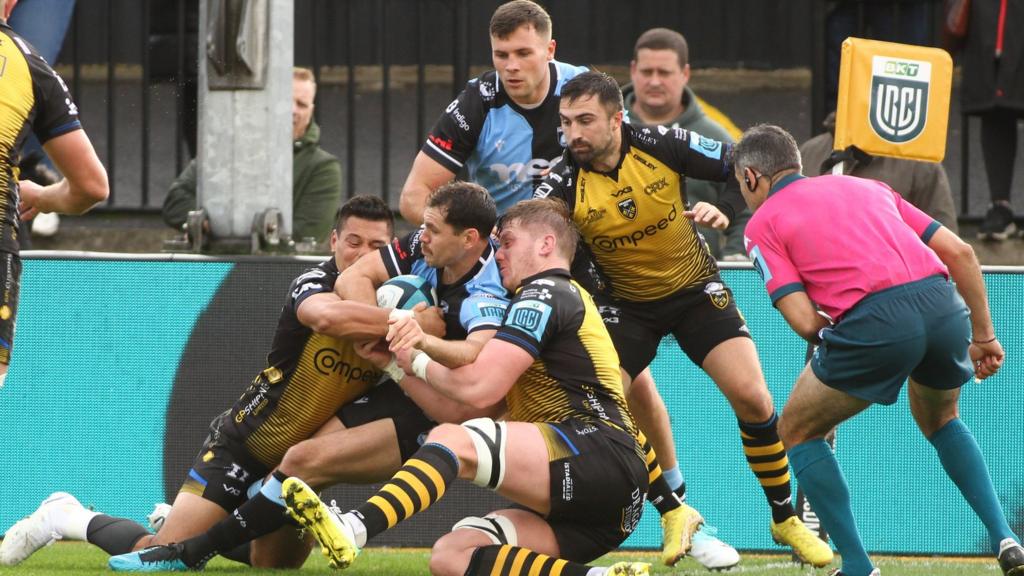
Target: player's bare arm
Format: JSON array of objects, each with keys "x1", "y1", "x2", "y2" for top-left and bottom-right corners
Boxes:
[
  {"x1": 20, "y1": 130, "x2": 108, "y2": 219},
  {"x1": 398, "y1": 152, "x2": 456, "y2": 225},
  {"x1": 396, "y1": 338, "x2": 531, "y2": 410},
  {"x1": 296, "y1": 292, "x2": 393, "y2": 340}
]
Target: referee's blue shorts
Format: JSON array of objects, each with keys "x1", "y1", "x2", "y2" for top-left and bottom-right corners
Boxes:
[{"x1": 810, "y1": 274, "x2": 974, "y2": 405}]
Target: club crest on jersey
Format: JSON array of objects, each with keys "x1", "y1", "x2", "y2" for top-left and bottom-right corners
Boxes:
[
  {"x1": 869, "y1": 56, "x2": 930, "y2": 143},
  {"x1": 704, "y1": 281, "x2": 730, "y2": 310},
  {"x1": 617, "y1": 198, "x2": 637, "y2": 220}
]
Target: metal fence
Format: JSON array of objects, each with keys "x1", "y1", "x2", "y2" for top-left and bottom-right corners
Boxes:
[{"x1": 52, "y1": 0, "x2": 996, "y2": 219}]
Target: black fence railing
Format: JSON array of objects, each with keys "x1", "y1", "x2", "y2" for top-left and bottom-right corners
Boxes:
[{"x1": 50, "y1": 0, "x2": 990, "y2": 220}]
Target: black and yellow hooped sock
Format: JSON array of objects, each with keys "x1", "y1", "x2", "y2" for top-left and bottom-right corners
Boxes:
[
  {"x1": 466, "y1": 545, "x2": 600, "y2": 576},
  {"x1": 637, "y1": 430, "x2": 681, "y2": 515},
  {"x1": 738, "y1": 412, "x2": 796, "y2": 523},
  {"x1": 353, "y1": 442, "x2": 459, "y2": 540}
]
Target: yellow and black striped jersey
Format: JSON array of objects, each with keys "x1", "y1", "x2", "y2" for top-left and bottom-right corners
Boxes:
[
  {"x1": 222, "y1": 258, "x2": 382, "y2": 468},
  {"x1": 536, "y1": 123, "x2": 745, "y2": 301},
  {"x1": 494, "y1": 269, "x2": 636, "y2": 437},
  {"x1": 0, "y1": 22, "x2": 81, "y2": 253}
]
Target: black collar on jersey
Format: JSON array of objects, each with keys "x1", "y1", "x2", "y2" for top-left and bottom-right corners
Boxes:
[
  {"x1": 518, "y1": 267, "x2": 571, "y2": 290},
  {"x1": 502, "y1": 61, "x2": 559, "y2": 117},
  {"x1": 440, "y1": 240, "x2": 495, "y2": 291}
]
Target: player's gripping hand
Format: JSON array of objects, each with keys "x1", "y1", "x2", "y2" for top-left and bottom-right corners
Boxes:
[
  {"x1": 354, "y1": 338, "x2": 393, "y2": 369},
  {"x1": 969, "y1": 337, "x2": 1004, "y2": 381},
  {"x1": 388, "y1": 309, "x2": 425, "y2": 353},
  {"x1": 413, "y1": 302, "x2": 446, "y2": 338},
  {"x1": 684, "y1": 201, "x2": 729, "y2": 230}
]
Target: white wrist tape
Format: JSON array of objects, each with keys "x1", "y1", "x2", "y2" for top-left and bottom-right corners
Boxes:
[
  {"x1": 383, "y1": 357, "x2": 405, "y2": 383},
  {"x1": 389, "y1": 308, "x2": 415, "y2": 323},
  {"x1": 411, "y1": 351, "x2": 432, "y2": 381}
]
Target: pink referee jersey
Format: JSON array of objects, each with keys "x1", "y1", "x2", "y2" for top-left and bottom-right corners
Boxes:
[{"x1": 744, "y1": 173, "x2": 948, "y2": 321}]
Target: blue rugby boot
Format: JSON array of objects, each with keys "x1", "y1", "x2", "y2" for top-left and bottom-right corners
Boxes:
[{"x1": 109, "y1": 544, "x2": 201, "y2": 572}]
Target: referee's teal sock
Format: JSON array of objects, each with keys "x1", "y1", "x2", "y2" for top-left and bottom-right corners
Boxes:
[
  {"x1": 928, "y1": 418, "x2": 1016, "y2": 554},
  {"x1": 789, "y1": 440, "x2": 874, "y2": 576}
]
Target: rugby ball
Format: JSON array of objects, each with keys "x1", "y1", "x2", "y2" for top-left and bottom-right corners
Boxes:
[{"x1": 376, "y1": 274, "x2": 437, "y2": 310}]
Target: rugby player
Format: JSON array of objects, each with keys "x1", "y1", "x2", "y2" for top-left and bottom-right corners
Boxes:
[
  {"x1": 284, "y1": 198, "x2": 652, "y2": 576},
  {"x1": 399, "y1": 2, "x2": 715, "y2": 562},
  {"x1": 0, "y1": 0, "x2": 108, "y2": 387},
  {"x1": 104, "y1": 182, "x2": 510, "y2": 571},
  {"x1": 0, "y1": 196, "x2": 406, "y2": 568},
  {"x1": 735, "y1": 124, "x2": 1024, "y2": 576},
  {"x1": 535, "y1": 71, "x2": 833, "y2": 567}
]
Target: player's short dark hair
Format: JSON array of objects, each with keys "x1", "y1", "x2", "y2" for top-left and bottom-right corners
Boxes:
[
  {"x1": 427, "y1": 181, "x2": 497, "y2": 239},
  {"x1": 500, "y1": 197, "x2": 578, "y2": 260},
  {"x1": 335, "y1": 194, "x2": 394, "y2": 233},
  {"x1": 560, "y1": 71, "x2": 624, "y2": 116},
  {"x1": 633, "y1": 28, "x2": 689, "y2": 68},
  {"x1": 490, "y1": 0, "x2": 551, "y2": 40},
  {"x1": 734, "y1": 124, "x2": 803, "y2": 177}
]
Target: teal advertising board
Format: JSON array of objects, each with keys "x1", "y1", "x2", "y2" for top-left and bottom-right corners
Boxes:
[{"x1": 0, "y1": 256, "x2": 1020, "y2": 554}]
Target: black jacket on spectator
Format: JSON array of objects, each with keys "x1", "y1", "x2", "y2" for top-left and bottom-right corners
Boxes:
[{"x1": 962, "y1": 0, "x2": 1024, "y2": 113}]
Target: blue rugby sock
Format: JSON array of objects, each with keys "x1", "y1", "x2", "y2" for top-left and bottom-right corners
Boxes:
[
  {"x1": 789, "y1": 440, "x2": 874, "y2": 576},
  {"x1": 259, "y1": 471, "x2": 287, "y2": 507},
  {"x1": 662, "y1": 465, "x2": 684, "y2": 493},
  {"x1": 928, "y1": 418, "x2": 1017, "y2": 554}
]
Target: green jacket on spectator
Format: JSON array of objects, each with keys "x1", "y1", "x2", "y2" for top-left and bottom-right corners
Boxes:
[{"x1": 162, "y1": 120, "x2": 342, "y2": 242}]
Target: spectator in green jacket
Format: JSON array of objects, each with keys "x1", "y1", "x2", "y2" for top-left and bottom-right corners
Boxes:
[
  {"x1": 162, "y1": 67, "x2": 343, "y2": 244},
  {"x1": 621, "y1": 28, "x2": 749, "y2": 262}
]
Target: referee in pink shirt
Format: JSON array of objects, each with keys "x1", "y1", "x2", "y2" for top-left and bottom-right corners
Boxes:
[{"x1": 733, "y1": 124, "x2": 1023, "y2": 576}]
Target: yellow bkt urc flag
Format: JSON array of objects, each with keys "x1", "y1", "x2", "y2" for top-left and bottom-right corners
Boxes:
[{"x1": 835, "y1": 37, "x2": 952, "y2": 162}]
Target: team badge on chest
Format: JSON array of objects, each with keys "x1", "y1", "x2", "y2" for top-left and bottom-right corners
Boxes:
[{"x1": 617, "y1": 198, "x2": 637, "y2": 220}]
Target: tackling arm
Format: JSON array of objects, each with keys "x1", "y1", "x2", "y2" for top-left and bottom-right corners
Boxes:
[
  {"x1": 296, "y1": 292, "x2": 390, "y2": 340},
  {"x1": 398, "y1": 152, "x2": 456, "y2": 225},
  {"x1": 336, "y1": 250, "x2": 391, "y2": 305},
  {"x1": 401, "y1": 338, "x2": 533, "y2": 410}
]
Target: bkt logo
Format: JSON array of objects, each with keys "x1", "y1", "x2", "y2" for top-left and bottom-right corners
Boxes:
[
  {"x1": 870, "y1": 55, "x2": 929, "y2": 144},
  {"x1": 490, "y1": 157, "x2": 556, "y2": 182}
]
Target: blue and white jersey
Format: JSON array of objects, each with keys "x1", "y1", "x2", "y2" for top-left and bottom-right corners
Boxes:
[
  {"x1": 422, "y1": 60, "x2": 589, "y2": 215},
  {"x1": 381, "y1": 229, "x2": 510, "y2": 340}
]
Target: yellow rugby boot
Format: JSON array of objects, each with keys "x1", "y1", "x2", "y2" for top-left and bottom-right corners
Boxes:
[
  {"x1": 660, "y1": 502, "x2": 704, "y2": 566},
  {"x1": 771, "y1": 516, "x2": 834, "y2": 567},
  {"x1": 282, "y1": 477, "x2": 360, "y2": 569}
]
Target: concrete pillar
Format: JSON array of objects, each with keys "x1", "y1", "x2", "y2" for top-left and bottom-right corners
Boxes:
[{"x1": 197, "y1": 0, "x2": 293, "y2": 246}]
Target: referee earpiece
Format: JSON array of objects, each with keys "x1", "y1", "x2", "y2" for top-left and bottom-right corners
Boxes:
[{"x1": 743, "y1": 168, "x2": 757, "y2": 193}]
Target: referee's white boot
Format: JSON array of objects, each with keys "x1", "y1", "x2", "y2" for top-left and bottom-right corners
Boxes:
[
  {"x1": 690, "y1": 525, "x2": 740, "y2": 570},
  {"x1": 0, "y1": 492, "x2": 87, "y2": 565}
]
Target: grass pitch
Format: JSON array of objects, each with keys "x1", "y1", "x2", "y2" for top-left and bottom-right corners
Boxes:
[{"x1": 0, "y1": 542, "x2": 1003, "y2": 575}]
